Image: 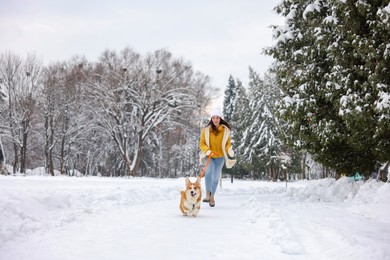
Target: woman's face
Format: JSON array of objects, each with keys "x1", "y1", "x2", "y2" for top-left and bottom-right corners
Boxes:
[{"x1": 211, "y1": 116, "x2": 221, "y2": 126}]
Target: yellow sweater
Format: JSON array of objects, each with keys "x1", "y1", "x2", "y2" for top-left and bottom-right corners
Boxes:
[{"x1": 199, "y1": 125, "x2": 232, "y2": 159}]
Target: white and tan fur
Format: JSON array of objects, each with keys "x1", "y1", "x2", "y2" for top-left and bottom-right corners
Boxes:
[{"x1": 179, "y1": 176, "x2": 202, "y2": 217}]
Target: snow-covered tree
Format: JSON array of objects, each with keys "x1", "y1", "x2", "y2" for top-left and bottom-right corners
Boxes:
[
  {"x1": 223, "y1": 75, "x2": 236, "y2": 122},
  {"x1": 155, "y1": 72, "x2": 212, "y2": 178},
  {"x1": 239, "y1": 68, "x2": 263, "y2": 171},
  {"x1": 266, "y1": 0, "x2": 390, "y2": 176},
  {"x1": 226, "y1": 78, "x2": 250, "y2": 178},
  {"x1": 0, "y1": 58, "x2": 8, "y2": 175},
  {"x1": 0, "y1": 52, "x2": 42, "y2": 174},
  {"x1": 52, "y1": 59, "x2": 95, "y2": 176},
  {"x1": 40, "y1": 63, "x2": 63, "y2": 175},
  {"x1": 231, "y1": 79, "x2": 249, "y2": 137},
  {"x1": 84, "y1": 48, "x2": 199, "y2": 176},
  {"x1": 240, "y1": 69, "x2": 287, "y2": 179}
]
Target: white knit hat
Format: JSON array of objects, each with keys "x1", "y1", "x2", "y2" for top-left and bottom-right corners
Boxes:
[{"x1": 210, "y1": 106, "x2": 223, "y2": 119}]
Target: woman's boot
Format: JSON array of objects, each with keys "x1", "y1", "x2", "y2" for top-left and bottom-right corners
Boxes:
[
  {"x1": 209, "y1": 193, "x2": 215, "y2": 207},
  {"x1": 203, "y1": 191, "x2": 211, "y2": 202}
]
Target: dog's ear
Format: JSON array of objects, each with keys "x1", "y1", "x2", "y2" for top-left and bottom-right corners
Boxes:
[
  {"x1": 185, "y1": 176, "x2": 190, "y2": 185},
  {"x1": 196, "y1": 176, "x2": 201, "y2": 184}
]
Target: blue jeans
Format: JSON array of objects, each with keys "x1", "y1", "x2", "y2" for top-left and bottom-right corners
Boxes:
[{"x1": 205, "y1": 157, "x2": 225, "y2": 195}]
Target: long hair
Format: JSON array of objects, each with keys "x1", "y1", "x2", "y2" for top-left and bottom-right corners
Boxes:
[{"x1": 206, "y1": 117, "x2": 231, "y2": 134}]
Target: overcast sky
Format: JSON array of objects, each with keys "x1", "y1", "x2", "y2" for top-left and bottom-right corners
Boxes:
[{"x1": 0, "y1": 0, "x2": 283, "y2": 105}]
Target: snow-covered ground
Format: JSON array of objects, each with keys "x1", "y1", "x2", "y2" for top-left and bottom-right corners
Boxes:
[{"x1": 1, "y1": 175, "x2": 389, "y2": 260}]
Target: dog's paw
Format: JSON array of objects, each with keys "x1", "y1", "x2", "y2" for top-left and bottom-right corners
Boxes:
[{"x1": 191, "y1": 211, "x2": 199, "y2": 217}]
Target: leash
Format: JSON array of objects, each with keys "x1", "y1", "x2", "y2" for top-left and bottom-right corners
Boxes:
[{"x1": 199, "y1": 151, "x2": 218, "y2": 178}]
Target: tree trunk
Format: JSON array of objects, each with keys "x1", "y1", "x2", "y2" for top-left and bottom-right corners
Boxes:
[
  {"x1": 0, "y1": 141, "x2": 5, "y2": 175},
  {"x1": 12, "y1": 143, "x2": 18, "y2": 174},
  {"x1": 285, "y1": 167, "x2": 288, "y2": 188},
  {"x1": 44, "y1": 115, "x2": 50, "y2": 175},
  {"x1": 48, "y1": 118, "x2": 54, "y2": 176},
  {"x1": 301, "y1": 153, "x2": 306, "y2": 180},
  {"x1": 132, "y1": 131, "x2": 143, "y2": 176},
  {"x1": 60, "y1": 136, "x2": 66, "y2": 175},
  {"x1": 20, "y1": 119, "x2": 29, "y2": 174}
]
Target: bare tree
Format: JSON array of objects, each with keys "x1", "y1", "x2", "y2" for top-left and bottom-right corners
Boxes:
[
  {"x1": 85, "y1": 48, "x2": 199, "y2": 176},
  {"x1": 56, "y1": 58, "x2": 93, "y2": 176},
  {"x1": 0, "y1": 52, "x2": 41, "y2": 173},
  {"x1": 40, "y1": 63, "x2": 64, "y2": 175}
]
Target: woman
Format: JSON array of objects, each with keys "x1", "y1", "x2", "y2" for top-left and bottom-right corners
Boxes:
[{"x1": 199, "y1": 106, "x2": 236, "y2": 207}]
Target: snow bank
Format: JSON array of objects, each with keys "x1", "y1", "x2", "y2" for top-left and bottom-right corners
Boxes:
[
  {"x1": 349, "y1": 179, "x2": 390, "y2": 219},
  {"x1": 284, "y1": 177, "x2": 390, "y2": 219},
  {"x1": 285, "y1": 177, "x2": 364, "y2": 202}
]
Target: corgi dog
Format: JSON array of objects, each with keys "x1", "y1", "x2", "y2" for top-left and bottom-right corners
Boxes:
[{"x1": 180, "y1": 176, "x2": 202, "y2": 217}]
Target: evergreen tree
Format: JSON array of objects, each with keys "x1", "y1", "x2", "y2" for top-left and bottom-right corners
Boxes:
[
  {"x1": 223, "y1": 75, "x2": 236, "y2": 122},
  {"x1": 231, "y1": 79, "x2": 249, "y2": 142},
  {"x1": 230, "y1": 79, "x2": 250, "y2": 178},
  {"x1": 240, "y1": 68, "x2": 265, "y2": 176},
  {"x1": 266, "y1": 0, "x2": 390, "y2": 176},
  {"x1": 240, "y1": 68, "x2": 292, "y2": 180}
]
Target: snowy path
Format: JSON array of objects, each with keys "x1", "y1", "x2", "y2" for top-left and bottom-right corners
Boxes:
[{"x1": 1, "y1": 176, "x2": 389, "y2": 260}]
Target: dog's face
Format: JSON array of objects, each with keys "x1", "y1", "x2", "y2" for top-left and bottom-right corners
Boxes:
[{"x1": 185, "y1": 176, "x2": 201, "y2": 198}]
